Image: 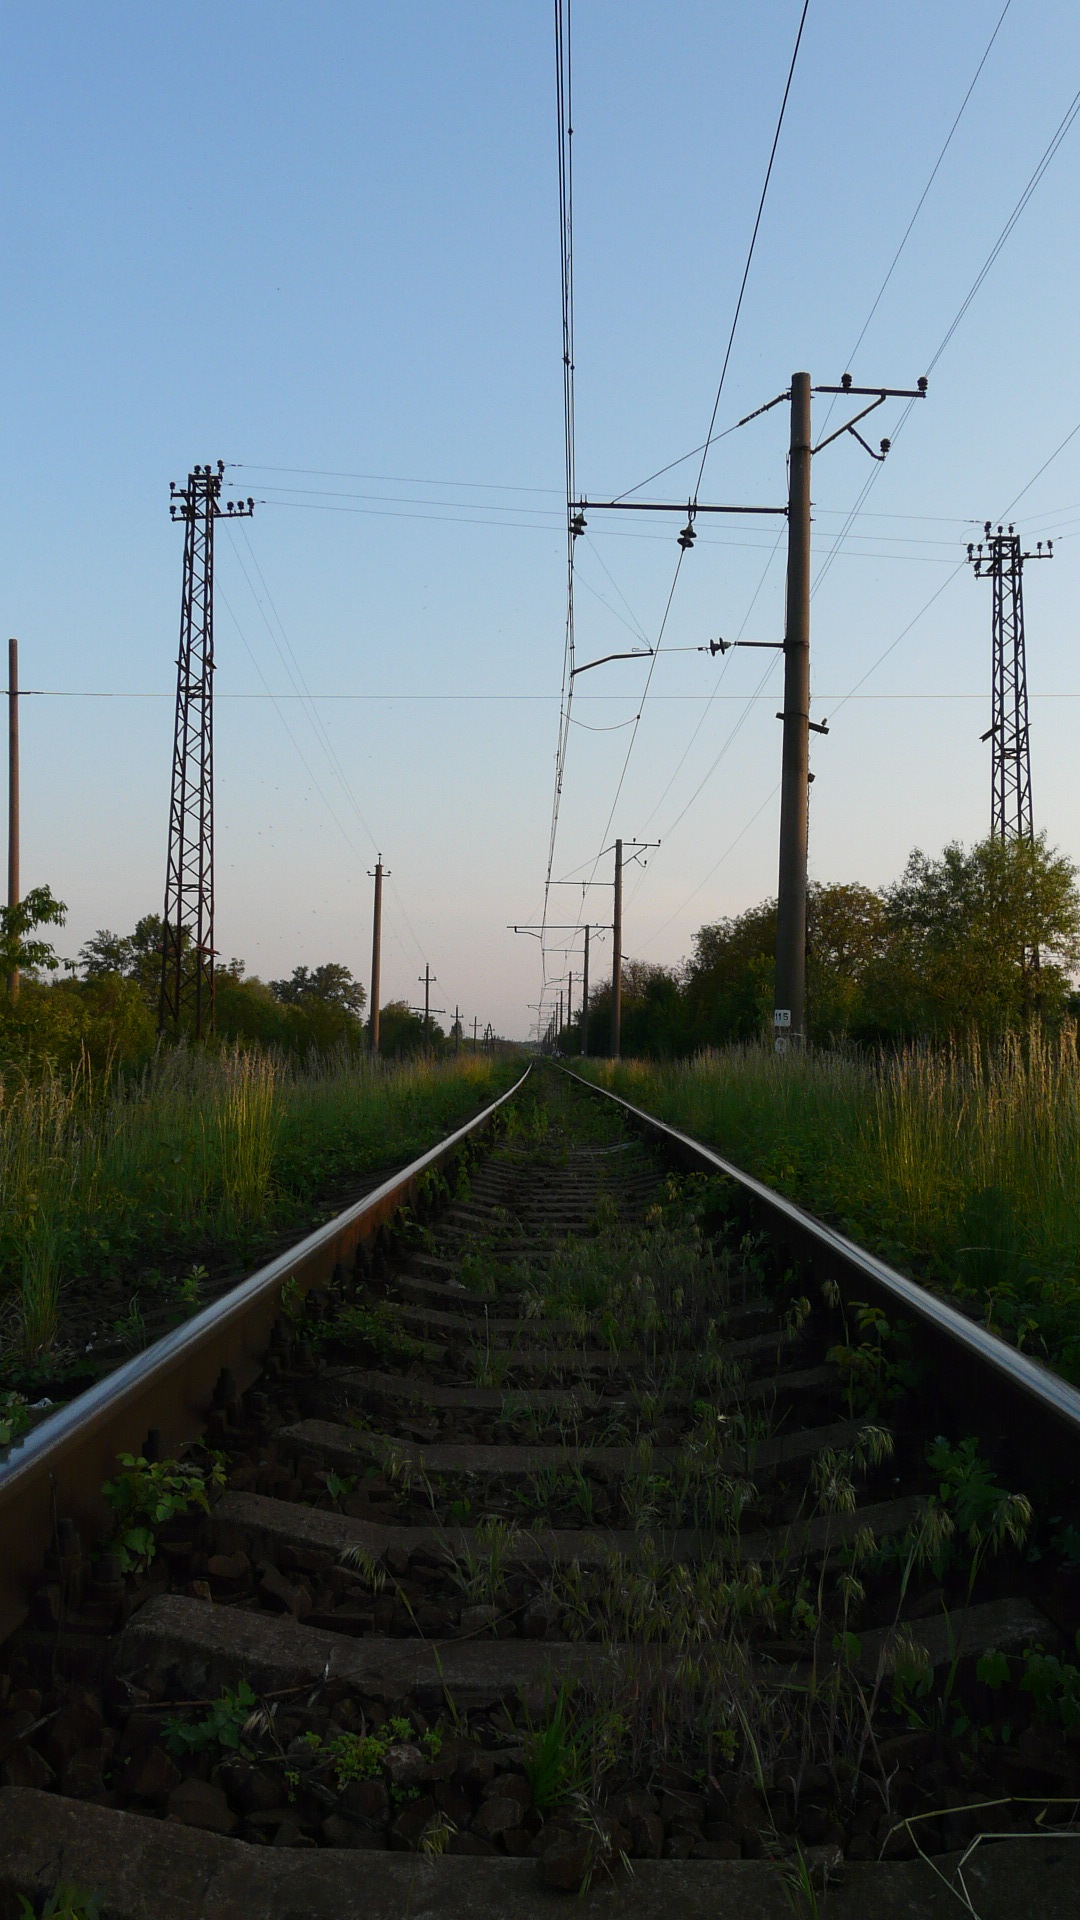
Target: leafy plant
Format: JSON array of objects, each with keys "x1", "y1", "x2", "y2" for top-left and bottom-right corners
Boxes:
[
  {"x1": 1020, "y1": 1637, "x2": 1080, "y2": 1730},
  {"x1": 925, "y1": 1435, "x2": 1032, "y2": 1589},
  {"x1": 17, "y1": 1888, "x2": 100, "y2": 1920},
  {"x1": 827, "y1": 1301, "x2": 919, "y2": 1419},
  {"x1": 327, "y1": 1730, "x2": 391, "y2": 1785},
  {"x1": 320, "y1": 1715, "x2": 423, "y2": 1788},
  {"x1": 0, "y1": 1390, "x2": 30, "y2": 1446},
  {"x1": 176, "y1": 1264, "x2": 207, "y2": 1313},
  {"x1": 322, "y1": 1470, "x2": 355, "y2": 1506},
  {"x1": 101, "y1": 1451, "x2": 224, "y2": 1572},
  {"x1": 165, "y1": 1680, "x2": 258, "y2": 1757}
]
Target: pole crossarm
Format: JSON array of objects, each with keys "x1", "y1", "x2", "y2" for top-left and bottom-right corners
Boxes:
[
  {"x1": 813, "y1": 383, "x2": 928, "y2": 398},
  {"x1": 570, "y1": 498, "x2": 787, "y2": 517}
]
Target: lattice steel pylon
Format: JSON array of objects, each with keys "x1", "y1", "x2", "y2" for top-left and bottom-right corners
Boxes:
[
  {"x1": 159, "y1": 463, "x2": 254, "y2": 1037},
  {"x1": 967, "y1": 521, "x2": 1052, "y2": 842}
]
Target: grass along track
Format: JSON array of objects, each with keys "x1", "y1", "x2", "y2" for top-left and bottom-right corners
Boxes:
[
  {"x1": 1, "y1": 1068, "x2": 1079, "y2": 1918},
  {"x1": 578, "y1": 1035, "x2": 1080, "y2": 1384},
  {"x1": 0, "y1": 1048, "x2": 518, "y2": 1414}
]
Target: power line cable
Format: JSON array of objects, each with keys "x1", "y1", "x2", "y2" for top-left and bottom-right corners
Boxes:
[
  {"x1": 216, "y1": 584, "x2": 369, "y2": 867},
  {"x1": 638, "y1": 524, "x2": 786, "y2": 836},
  {"x1": 541, "y1": 0, "x2": 579, "y2": 995},
  {"x1": 641, "y1": 784, "x2": 781, "y2": 953},
  {"x1": 846, "y1": 0, "x2": 1014, "y2": 378},
  {"x1": 692, "y1": 0, "x2": 809, "y2": 504},
  {"x1": 925, "y1": 80, "x2": 1080, "y2": 378},
  {"x1": 1001, "y1": 419, "x2": 1080, "y2": 517},
  {"x1": 225, "y1": 537, "x2": 448, "y2": 1010},
  {"x1": 229, "y1": 528, "x2": 382, "y2": 856},
  {"x1": 566, "y1": 0, "x2": 812, "y2": 926},
  {"x1": 235, "y1": 462, "x2": 560, "y2": 496},
  {"x1": 811, "y1": 66, "x2": 1080, "y2": 604}
]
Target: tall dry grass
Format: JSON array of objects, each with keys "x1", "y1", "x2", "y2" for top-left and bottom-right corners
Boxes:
[
  {"x1": 584, "y1": 1029, "x2": 1080, "y2": 1376},
  {"x1": 0, "y1": 1045, "x2": 514, "y2": 1368}
]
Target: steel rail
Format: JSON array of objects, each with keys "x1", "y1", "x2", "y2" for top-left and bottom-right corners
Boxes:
[
  {"x1": 562, "y1": 1067, "x2": 1080, "y2": 1450},
  {"x1": 0, "y1": 1065, "x2": 531, "y2": 1641}
]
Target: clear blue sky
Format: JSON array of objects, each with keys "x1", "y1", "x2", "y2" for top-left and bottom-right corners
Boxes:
[{"x1": 2, "y1": 2, "x2": 1079, "y2": 1038}]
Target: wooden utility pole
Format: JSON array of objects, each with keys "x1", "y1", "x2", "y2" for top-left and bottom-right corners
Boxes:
[
  {"x1": 368, "y1": 860, "x2": 386, "y2": 1053},
  {"x1": 566, "y1": 370, "x2": 923, "y2": 1056},
  {"x1": 772, "y1": 372, "x2": 924, "y2": 1049},
  {"x1": 420, "y1": 965, "x2": 433, "y2": 1047},
  {"x1": 454, "y1": 1004, "x2": 460, "y2": 1053},
  {"x1": 610, "y1": 838, "x2": 623, "y2": 1059},
  {"x1": 581, "y1": 926, "x2": 589, "y2": 1056},
  {"x1": 7, "y1": 638, "x2": 19, "y2": 1004},
  {"x1": 773, "y1": 374, "x2": 812, "y2": 1050},
  {"x1": 472, "y1": 1016, "x2": 479, "y2": 1051}
]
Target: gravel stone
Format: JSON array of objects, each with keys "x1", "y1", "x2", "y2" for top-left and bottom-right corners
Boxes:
[{"x1": 167, "y1": 1780, "x2": 237, "y2": 1835}]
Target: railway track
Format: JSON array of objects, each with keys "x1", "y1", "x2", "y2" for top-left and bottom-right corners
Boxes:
[{"x1": 1, "y1": 1064, "x2": 1079, "y2": 1918}]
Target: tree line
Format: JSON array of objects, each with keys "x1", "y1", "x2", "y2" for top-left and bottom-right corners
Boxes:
[
  {"x1": 557, "y1": 834, "x2": 1080, "y2": 1057},
  {"x1": 0, "y1": 899, "x2": 456, "y2": 1073}
]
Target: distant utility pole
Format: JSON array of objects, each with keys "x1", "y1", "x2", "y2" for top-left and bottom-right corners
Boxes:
[
  {"x1": 508, "y1": 917, "x2": 608, "y2": 1059},
  {"x1": 160, "y1": 463, "x2": 254, "y2": 1039},
  {"x1": 472, "y1": 1016, "x2": 479, "y2": 1051},
  {"x1": 418, "y1": 965, "x2": 436, "y2": 1048},
  {"x1": 7, "y1": 638, "x2": 19, "y2": 1004},
  {"x1": 581, "y1": 927, "x2": 589, "y2": 1056},
  {"x1": 567, "y1": 970, "x2": 573, "y2": 1036},
  {"x1": 967, "y1": 522, "x2": 1052, "y2": 844},
  {"x1": 368, "y1": 860, "x2": 388, "y2": 1052},
  {"x1": 611, "y1": 840, "x2": 623, "y2": 1060},
  {"x1": 454, "y1": 1004, "x2": 461, "y2": 1053},
  {"x1": 609, "y1": 838, "x2": 658, "y2": 1060}
]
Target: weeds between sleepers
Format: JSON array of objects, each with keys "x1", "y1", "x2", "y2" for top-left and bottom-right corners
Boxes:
[{"x1": 3, "y1": 1070, "x2": 1080, "y2": 1876}]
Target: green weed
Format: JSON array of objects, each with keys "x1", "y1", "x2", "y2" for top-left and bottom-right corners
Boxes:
[
  {"x1": 0, "y1": 1390, "x2": 30, "y2": 1446},
  {"x1": 101, "y1": 1451, "x2": 224, "y2": 1572},
  {"x1": 17, "y1": 1888, "x2": 101, "y2": 1920},
  {"x1": 165, "y1": 1680, "x2": 258, "y2": 1757}
]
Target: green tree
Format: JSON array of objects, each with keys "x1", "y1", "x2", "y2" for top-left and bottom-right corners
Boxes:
[
  {"x1": 807, "y1": 882, "x2": 889, "y2": 1039},
  {"x1": 0, "y1": 887, "x2": 67, "y2": 981},
  {"x1": 865, "y1": 834, "x2": 1080, "y2": 1038},
  {"x1": 79, "y1": 913, "x2": 167, "y2": 1008},
  {"x1": 585, "y1": 960, "x2": 684, "y2": 1057},
  {"x1": 377, "y1": 1000, "x2": 438, "y2": 1057},
  {"x1": 270, "y1": 963, "x2": 366, "y2": 1016},
  {"x1": 682, "y1": 900, "x2": 776, "y2": 1046}
]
